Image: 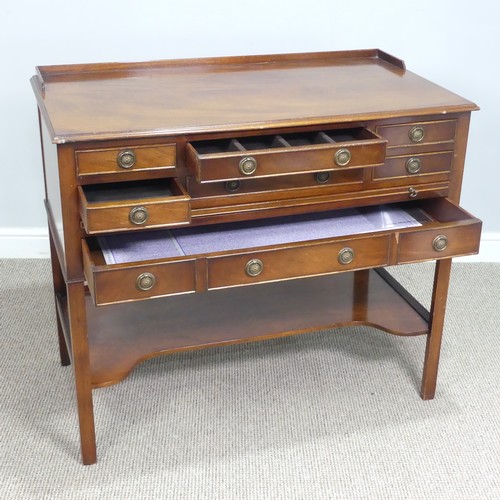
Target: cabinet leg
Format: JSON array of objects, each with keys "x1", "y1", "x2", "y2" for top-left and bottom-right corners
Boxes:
[
  {"x1": 67, "y1": 282, "x2": 97, "y2": 465},
  {"x1": 48, "y1": 231, "x2": 71, "y2": 366},
  {"x1": 420, "y1": 258, "x2": 453, "y2": 400}
]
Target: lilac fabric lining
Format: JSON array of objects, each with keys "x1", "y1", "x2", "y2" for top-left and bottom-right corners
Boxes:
[
  {"x1": 99, "y1": 230, "x2": 183, "y2": 264},
  {"x1": 98, "y1": 205, "x2": 423, "y2": 265},
  {"x1": 173, "y1": 210, "x2": 372, "y2": 255}
]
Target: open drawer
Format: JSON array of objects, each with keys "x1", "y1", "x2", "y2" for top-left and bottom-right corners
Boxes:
[
  {"x1": 82, "y1": 198, "x2": 481, "y2": 306},
  {"x1": 186, "y1": 128, "x2": 387, "y2": 183},
  {"x1": 78, "y1": 178, "x2": 191, "y2": 234}
]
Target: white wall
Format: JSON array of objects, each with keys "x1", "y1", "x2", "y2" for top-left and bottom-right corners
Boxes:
[{"x1": 1, "y1": 0, "x2": 498, "y2": 259}]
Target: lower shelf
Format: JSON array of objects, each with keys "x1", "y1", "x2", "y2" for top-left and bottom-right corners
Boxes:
[{"x1": 57, "y1": 268, "x2": 431, "y2": 388}]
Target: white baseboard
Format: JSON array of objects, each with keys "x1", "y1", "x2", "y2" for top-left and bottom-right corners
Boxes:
[
  {"x1": 1, "y1": 228, "x2": 499, "y2": 262},
  {"x1": 0, "y1": 228, "x2": 51, "y2": 258},
  {"x1": 455, "y1": 233, "x2": 500, "y2": 262}
]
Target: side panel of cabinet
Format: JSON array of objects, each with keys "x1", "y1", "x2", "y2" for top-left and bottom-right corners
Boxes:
[
  {"x1": 448, "y1": 113, "x2": 472, "y2": 203},
  {"x1": 40, "y1": 114, "x2": 86, "y2": 280},
  {"x1": 40, "y1": 113, "x2": 66, "y2": 271}
]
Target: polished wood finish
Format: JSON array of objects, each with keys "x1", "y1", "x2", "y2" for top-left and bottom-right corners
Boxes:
[
  {"x1": 83, "y1": 240, "x2": 196, "y2": 305},
  {"x1": 31, "y1": 50, "x2": 477, "y2": 144},
  {"x1": 54, "y1": 270, "x2": 429, "y2": 389},
  {"x1": 66, "y1": 281, "x2": 96, "y2": 465},
  {"x1": 49, "y1": 229, "x2": 71, "y2": 366},
  {"x1": 76, "y1": 143, "x2": 176, "y2": 179},
  {"x1": 187, "y1": 169, "x2": 364, "y2": 203},
  {"x1": 81, "y1": 198, "x2": 480, "y2": 305},
  {"x1": 421, "y1": 259, "x2": 453, "y2": 399},
  {"x1": 398, "y1": 224, "x2": 481, "y2": 263},
  {"x1": 32, "y1": 49, "x2": 480, "y2": 464},
  {"x1": 373, "y1": 151, "x2": 453, "y2": 180},
  {"x1": 186, "y1": 128, "x2": 387, "y2": 183},
  {"x1": 377, "y1": 119, "x2": 457, "y2": 149},
  {"x1": 206, "y1": 234, "x2": 390, "y2": 289},
  {"x1": 78, "y1": 178, "x2": 191, "y2": 233},
  {"x1": 189, "y1": 181, "x2": 452, "y2": 226}
]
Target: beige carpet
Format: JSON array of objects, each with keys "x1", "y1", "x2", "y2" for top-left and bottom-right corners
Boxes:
[{"x1": 1, "y1": 259, "x2": 499, "y2": 499}]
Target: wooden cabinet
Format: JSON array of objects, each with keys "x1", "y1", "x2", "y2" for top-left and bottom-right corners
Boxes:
[{"x1": 31, "y1": 49, "x2": 481, "y2": 464}]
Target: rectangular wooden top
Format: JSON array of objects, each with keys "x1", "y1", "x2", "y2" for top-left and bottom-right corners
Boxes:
[{"x1": 31, "y1": 49, "x2": 478, "y2": 144}]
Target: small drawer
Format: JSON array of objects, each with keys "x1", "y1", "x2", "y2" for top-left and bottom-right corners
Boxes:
[
  {"x1": 397, "y1": 199, "x2": 482, "y2": 263},
  {"x1": 83, "y1": 239, "x2": 196, "y2": 305},
  {"x1": 377, "y1": 120, "x2": 456, "y2": 150},
  {"x1": 186, "y1": 128, "x2": 387, "y2": 183},
  {"x1": 78, "y1": 179, "x2": 191, "y2": 234},
  {"x1": 76, "y1": 144, "x2": 176, "y2": 178},
  {"x1": 374, "y1": 151, "x2": 453, "y2": 180},
  {"x1": 207, "y1": 235, "x2": 390, "y2": 289}
]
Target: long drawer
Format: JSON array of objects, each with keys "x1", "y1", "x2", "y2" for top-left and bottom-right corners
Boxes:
[
  {"x1": 186, "y1": 128, "x2": 387, "y2": 183},
  {"x1": 82, "y1": 198, "x2": 481, "y2": 305}
]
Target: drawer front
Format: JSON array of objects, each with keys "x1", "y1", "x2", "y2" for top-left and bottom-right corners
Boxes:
[
  {"x1": 187, "y1": 128, "x2": 386, "y2": 183},
  {"x1": 377, "y1": 120, "x2": 456, "y2": 149},
  {"x1": 398, "y1": 223, "x2": 481, "y2": 263},
  {"x1": 76, "y1": 144, "x2": 176, "y2": 178},
  {"x1": 374, "y1": 151, "x2": 453, "y2": 180},
  {"x1": 82, "y1": 240, "x2": 196, "y2": 305},
  {"x1": 79, "y1": 179, "x2": 191, "y2": 234},
  {"x1": 188, "y1": 169, "x2": 364, "y2": 209},
  {"x1": 89, "y1": 261, "x2": 196, "y2": 305},
  {"x1": 207, "y1": 235, "x2": 390, "y2": 289},
  {"x1": 188, "y1": 169, "x2": 363, "y2": 197}
]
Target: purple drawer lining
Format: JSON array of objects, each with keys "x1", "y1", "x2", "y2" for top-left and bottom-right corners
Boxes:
[{"x1": 98, "y1": 205, "x2": 424, "y2": 265}]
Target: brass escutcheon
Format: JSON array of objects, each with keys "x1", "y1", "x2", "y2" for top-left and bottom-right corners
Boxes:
[
  {"x1": 406, "y1": 157, "x2": 422, "y2": 174},
  {"x1": 245, "y1": 258, "x2": 263, "y2": 277},
  {"x1": 432, "y1": 235, "x2": 448, "y2": 252},
  {"x1": 129, "y1": 206, "x2": 149, "y2": 225},
  {"x1": 334, "y1": 148, "x2": 351, "y2": 167},
  {"x1": 117, "y1": 149, "x2": 136, "y2": 169},
  {"x1": 239, "y1": 156, "x2": 257, "y2": 175},
  {"x1": 409, "y1": 126, "x2": 425, "y2": 143},
  {"x1": 136, "y1": 272, "x2": 156, "y2": 291},
  {"x1": 338, "y1": 247, "x2": 354, "y2": 265}
]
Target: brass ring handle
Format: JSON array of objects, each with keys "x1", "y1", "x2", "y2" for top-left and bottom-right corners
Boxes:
[
  {"x1": 117, "y1": 150, "x2": 136, "y2": 169},
  {"x1": 239, "y1": 157, "x2": 257, "y2": 176},
  {"x1": 334, "y1": 148, "x2": 351, "y2": 167},
  {"x1": 409, "y1": 126, "x2": 425, "y2": 143},
  {"x1": 315, "y1": 172, "x2": 331, "y2": 184},
  {"x1": 225, "y1": 180, "x2": 241, "y2": 192},
  {"x1": 432, "y1": 235, "x2": 448, "y2": 252},
  {"x1": 245, "y1": 258, "x2": 263, "y2": 277},
  {"x1": 406, "y1": 157, "x2": 422, "y2": 174},
  {"x1": 129, "y1": 206, "x2": 149, "y2": 225},
  {"x1": 338, "y1": 247, "x2": 355, "y2": 265},
  {"x1": 136, "y1": 272, "x2": 156, "y2": 291}
]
